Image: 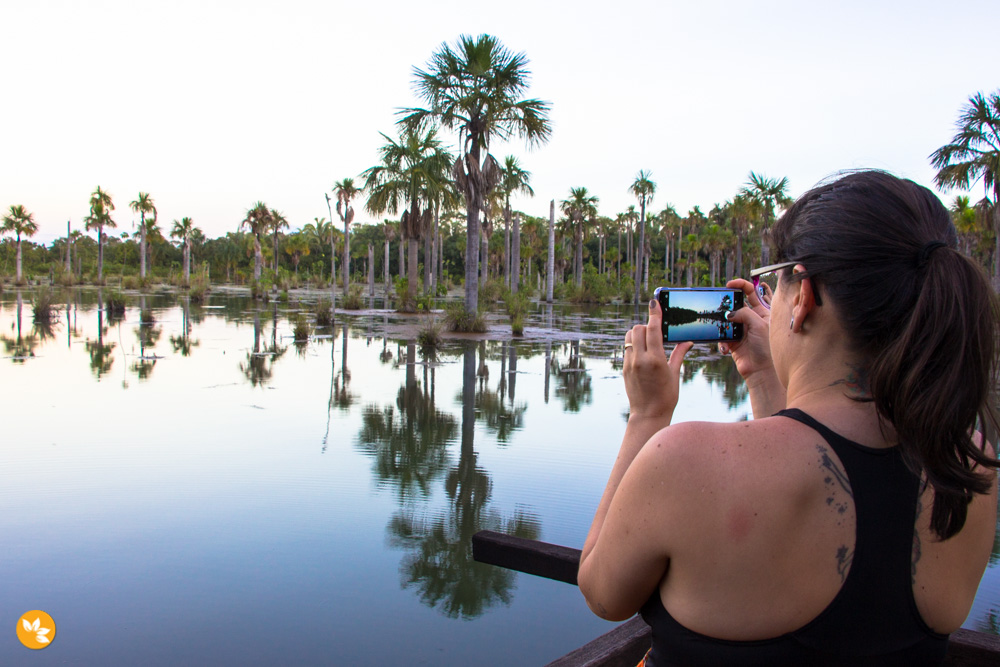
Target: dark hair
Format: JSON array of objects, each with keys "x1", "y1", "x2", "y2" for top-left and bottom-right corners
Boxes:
[{"x1": 772, "y1": 170, "x2": 999, "y2": 540}]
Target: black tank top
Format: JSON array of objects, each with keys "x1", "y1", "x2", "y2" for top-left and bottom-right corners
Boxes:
[{"x1": 639, "y1": 408, "x2": 950, "y2": 666}]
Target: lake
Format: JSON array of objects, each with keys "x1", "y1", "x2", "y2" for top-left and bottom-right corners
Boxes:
[{"x1": 1, "y1": 287, "x2": 997, "y2": 665}]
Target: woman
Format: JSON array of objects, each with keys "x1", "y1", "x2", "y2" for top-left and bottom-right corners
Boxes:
[{"x1": 578, "y1": 171, "x2": 999, "y2": 666}]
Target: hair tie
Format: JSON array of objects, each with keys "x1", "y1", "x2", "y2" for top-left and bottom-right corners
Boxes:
[{"x1": 917, "y1": 241, "x2": 947, "y2": 269}]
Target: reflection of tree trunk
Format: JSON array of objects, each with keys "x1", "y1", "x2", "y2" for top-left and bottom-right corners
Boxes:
[
  {"x1": 16, "y1": 291, "x2": 23, "y2": 342},
  {"x1": 323, "y1": 333, "x2": 335, "y2": 452},
  {"x1": 406, "y1": 342, "x2": 417, "y2": 420},
  {"x1": 253, "y1": 311, "x2": 261, "y2": 354},
  {"x1": 508, "y1": 345, "x2": 517, "y2": 404},
  {"x1": 499, "y1": 341, "x2": 508, "y2": 403},
  {"x1": 544, "y1": 340, "x2": 551, "y2": 404},
  {"x1": 462, "y1": 343, "x2": 476, "y2": 453}
]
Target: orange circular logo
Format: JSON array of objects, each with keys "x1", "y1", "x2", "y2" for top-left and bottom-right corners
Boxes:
[{"x1": 16, "y1": 610, "x2": 55, "y2": 649}]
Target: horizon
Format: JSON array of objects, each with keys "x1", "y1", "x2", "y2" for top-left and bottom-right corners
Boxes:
[{"x1": 2, "y1": 0, "x2": 997, "y2": 246}]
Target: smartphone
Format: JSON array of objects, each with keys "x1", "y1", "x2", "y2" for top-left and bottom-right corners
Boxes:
[{"x1": 653, "y1": 287, "x2": 744, "y2": 343}]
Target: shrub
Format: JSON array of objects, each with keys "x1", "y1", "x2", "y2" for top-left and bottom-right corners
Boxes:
[
  {"x1": 394, "y1": 277, "x2": 416, "y2": 312},
  {"x1": 512, "y1": 313, "x2": 525, "y2": 336},
  {"x1": 122, "y1": 275, "x2": 140, "y2": 290},
  {"x1": 189, "y1": 275, "x2": 210, "y2": 303},
  {"x1": 444, "y1": 302, "x2": 487, "y2": 333},
  {"x1": 478, "y1": 278, "x2": 504, "y2": 304}
]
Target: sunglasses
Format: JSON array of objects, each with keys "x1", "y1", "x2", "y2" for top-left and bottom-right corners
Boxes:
[{"x1": 748, "y1": 261, "x2": 823, "y2": 309}]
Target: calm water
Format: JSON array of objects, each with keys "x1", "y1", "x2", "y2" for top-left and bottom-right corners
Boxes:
[{"x1": 1, "y1": 288, "x2": 997, "y2": 665}]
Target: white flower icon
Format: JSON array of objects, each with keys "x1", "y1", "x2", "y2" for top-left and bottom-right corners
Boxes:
[{"x1": 22, "y1": 617, "x2": 51, "y2": 644}]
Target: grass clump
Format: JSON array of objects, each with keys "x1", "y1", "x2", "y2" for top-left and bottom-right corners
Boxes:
[
  {"x1": 293, "y1": 314, "x2": 310, "y2": 342},
  {"x1": 342, "y1": 285, "x2": 365, "y2": 310},
  {"x1": 314, "y1": 298, "x2": 334, "y2": 327},
  {"x1": 444, "y1": 302, "x2": 487, "y2": 333},
  {"x1": 478, "y1": 278, "x2": 504, "y2": 304},
  {"x1": 106, "y1": 290, "x2": 127, "y2": 315},
  {"x1": 418, "y1": 320, "x2": 443, "y2": 351},
  {"x1": 32, "y1": 287, "x2": 59, "y2": 323}
]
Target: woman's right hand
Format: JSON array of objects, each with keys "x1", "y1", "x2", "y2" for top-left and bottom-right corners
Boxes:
[{"x1": 720, "y1": 278, "x2": 774, "y2": 381}]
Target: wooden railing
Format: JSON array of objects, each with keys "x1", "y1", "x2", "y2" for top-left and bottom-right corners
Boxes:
[{"x1": 472, "y1": 530, "x2": 1000, "y2": 667}]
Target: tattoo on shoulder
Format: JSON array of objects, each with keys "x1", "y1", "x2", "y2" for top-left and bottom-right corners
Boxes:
[
  {"x1": 836, "y1": 545, "x2": 854, "y2": 582},
  {"x1": 817, "y1": 445, "x2": 853, "y2": 500},
  {"x1": 829, "y1": 363, "x2": 872, "y2": 400}
]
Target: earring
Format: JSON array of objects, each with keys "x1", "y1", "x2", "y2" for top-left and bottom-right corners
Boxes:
[{"x1": 789, "y1": 318, "x2": 794, "y2": 331}]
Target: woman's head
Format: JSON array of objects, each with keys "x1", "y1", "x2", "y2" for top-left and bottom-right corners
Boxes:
[{"x1": 771, "y1": 170, "x2": 999, "y2": 538}]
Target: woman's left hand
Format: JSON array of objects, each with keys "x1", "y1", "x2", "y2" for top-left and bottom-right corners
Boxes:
[{"x1": 623, "y1": 299, "x2": 693, "y2": 422}]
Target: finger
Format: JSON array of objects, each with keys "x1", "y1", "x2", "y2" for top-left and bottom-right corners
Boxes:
[
  {"x1": 645, "y1": 299, "x2": 664, "y2": 351},
  {"x1": 668, "y1": 341, "x2": 694, "y2": 372},
  {"x1": 727, "y1": 278, "x2": 762, "y2": 310},
  {"x1": 631, "y1": 324, "x2": 647, "y2": 353},
  {"x1": 761, "y1": 282, "x2": 773, "y2": 305},
  {"x1": 719, "y1": 342, "x2": 730, "y2": 355}
]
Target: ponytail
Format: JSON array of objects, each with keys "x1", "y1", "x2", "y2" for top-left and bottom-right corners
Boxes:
[{"x1": 867, "y1": 249, "x2": 999, "y2": 539}]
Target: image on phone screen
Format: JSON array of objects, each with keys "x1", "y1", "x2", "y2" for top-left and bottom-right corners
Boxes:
[{"x1": 656, "y1": 288, "x2": 743, "y2": 343}]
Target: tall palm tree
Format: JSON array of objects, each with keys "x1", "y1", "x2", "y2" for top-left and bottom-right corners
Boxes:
[
  {"x1": 139, "y1": 214, "x2": 162, "y2": 275},
  {"x1": 240, "y1": 201, "x2": 271, "y2": 282},
  {"x1": 269, "y1": 209, "x2": 289, "y2": 274},
  {"x1": 1, "y1": 205, "x2": 38, "y2": 284},
  {"x1": 740, "y1": 172, "x2": 791, "y2": 266},
  {"x1": 129, "y1": 192, "x2": 156, "y2": 279},
  {"x1": 950, "y1": 195, "x2": 980, "y2": 257},
  {"x1": 629, "y1": 171, "x2": 656, "y2": 303},
  {"x1": 87, "y1": 186, "x2": 116, "y2": 283},
  {"x1": 931, "y1": 90, "x2": 1000, "y2": 279},
  {"x1": 560, "y1": 187, "x2": 599, "y2": 288},
  {"x1": 334, "y1": 178, "x2": 359, "y2": 295},
  {"x1": 498, "y1": 156, "x2": 534, "y2": 288},
  {"x1": 401, "y1": 34, "x2": 552, "y2": 318},
  {"x1": 170, "y1": 217, "x2": 198, "y2": 284},
  {"x1": 304, "y1": 217, "x2": 338, "y2": 285},
  {"x1": 362, "y1": 128, "x2": 452, "y2": 301}
]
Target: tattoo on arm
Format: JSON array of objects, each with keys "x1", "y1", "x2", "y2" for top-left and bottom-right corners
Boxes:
[
  {"x1": 836, "y1": 545, "x2": 854, "y2": 582},
  {"x1": 829, "y1": 363, "x2": 872, "y2": 400}
]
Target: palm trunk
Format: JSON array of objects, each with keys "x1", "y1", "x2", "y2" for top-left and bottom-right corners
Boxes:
[
  {"x1": 384, "y1": 240, "x2": 390, "y2": 294},
  {"x1": 98, "y1": 228, "x2": 105, "y2": 282},
  {"x1": 423, "y1": 227, "x2": 432, "y2": 294},
  {"x1": 512, "y1": 213, "x2": 521, "y2": 295},
  {"x1": 343, "y1": 222, "x2": 351, "y2": 296},
  {"x1": 140, "y1": 213, "x2": 147, "y2": 279},
  {"x1": 546, "y1": 200, "x2": 555, "y2": 303},
  {"x1": 399, "y1": 238, "x2": 406, "y2": 282},
  {"x1": 15, "y1": 235, "x2": 23, "y2": 283},
  {"x1": 481, "y1": 230, "x2": 489, "y2": 287},
  {"x1": 634, "y1": 202, "x2": 646, "y2": 304},
  {"x1": 273, "y1": 230, "x2": 279, "y2": 274},
  {"x1": 369, "y1": 244, "x2": 375, "y2": 297},
  {"x1": 504, "y1": 204, "x2": 511, "y2": 288},
  {"x1": 253, "y1": 236, "x2": 262, "y2": 281},
  {"x1": 184, "y1": 240, "x2": 191, "y2": 284},
  {"x1": 65, "y1": 221, "x2": 72, "y2": 275},
  {"x1": 330, "y1": 239, "x2": 337, "y2": 288},
  {"x1": 408, "y1": 238, "x2": 419, "y2": 302}
]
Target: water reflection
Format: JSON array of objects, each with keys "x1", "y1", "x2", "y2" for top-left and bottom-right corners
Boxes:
[
  {"x1": 553, "y1": 341, "x2": 592, "y2": 412},
  {"x1": 1, "y1": 293, "x2": 39, "y2": 362},
  {"x1": 240, "y1": 305, "x2": 286, "y2": 387},
  {"x1": 169, "y1": 297, "x2": 199, "y2": 357}
]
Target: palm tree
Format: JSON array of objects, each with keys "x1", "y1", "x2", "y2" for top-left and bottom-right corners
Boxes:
[
  {"x1": 931, "y1": 90, "x2": 1000, "y2": 279},
  {"x1": 629, "y1": 171, "x2": 656, "y2": 303},
  {"x1": 269, "y1": 209, "x2": 289, "y2": 274},
  {"x1": 725, "y1": 194, "x2": 758, "y2": 279},
  {"x1": 1, "y1": 205, "x2": 38, "y2": 284},
  {"x1": 170, "y1": 217, "x2": 198, "y2": 284},
  {"x1": 498, "y1": 156, "x2": 534, "y2": 288},
  {"x1": 333, "y1": 178, "x2": 360, "y2": 294},
  {"x1": 362, "y1": 128, "x2": 452, "y2": 302},
  {"x1": 741, "y1": 172, "x2": 791, "y2": 266},
  {"x1": 401, "y1": 34, "x2": 552, "y2": 318},
  {"x1": 129, "y1": 192, "x2": 156, "y2": 279},
  {"x1": 139, "y1": 214, "x2": 163, "y2": 275},
  {"x1": 86, "y1": 186, "x2": 116, "y2": 283},
  {"x1": 240, "y1": 201, "x2": 271, "y2": 282},
  {"x1": 950, "y1": 195, "x2": 981, "y2": 257},
  {"x1": 284, "y1": 232, "x2": 311, "y2": 275},
  {"x1": 560, "y1": 187, "x2": 599, "y2": 288}
]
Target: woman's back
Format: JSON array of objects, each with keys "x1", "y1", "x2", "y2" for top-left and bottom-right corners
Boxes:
[{"x1": 637, "y1": 409, "x2": 995, "y2": 665}]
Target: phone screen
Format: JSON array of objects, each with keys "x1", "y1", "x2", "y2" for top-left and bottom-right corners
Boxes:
[{"x1": 654, "y1": 288, "x2": 744, "y2": 343}]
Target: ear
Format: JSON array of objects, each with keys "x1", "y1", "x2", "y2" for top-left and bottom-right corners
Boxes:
[{"x1": 790, "y1": 264, "x2": 817, "y2": 333}]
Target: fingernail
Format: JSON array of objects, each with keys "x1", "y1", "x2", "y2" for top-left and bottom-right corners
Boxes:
[
  {"x1": 725, "y1": 310, "x2": 733, "y2": 320},
  {"x1": 649, "y1": 299, "x2": 656, "y2": 310}
]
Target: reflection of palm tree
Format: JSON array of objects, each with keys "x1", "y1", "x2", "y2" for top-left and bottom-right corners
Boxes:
[
  {"x1": 357, "y1": 343, "x2": 457, "y2": 499},
  {"x1": 2, "y1": 294, "x2": 40, "y2": 362},
  {"x1": 85, "y1": 299, "x2": 115, "y2": 378},
  {"x1": 169, "y1": 297, "x2": 199, "y2": 356},
  {"x1": 382, "y1": 341, "x2": 539, "y2": 618},
  {"x1": 553, "y1": 341, "x2": 592, "y2": 412},
  {"x1": 240, "y1": 308, "x2": 286, "y2": 387}
]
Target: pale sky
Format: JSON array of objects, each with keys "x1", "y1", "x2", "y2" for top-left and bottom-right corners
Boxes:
[{"x1": 2, "y1": 0, "x2": 996, "y2": 245}]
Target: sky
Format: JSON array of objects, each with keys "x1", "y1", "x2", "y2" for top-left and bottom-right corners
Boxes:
[{"x1": 2, "y1": 0, "x2": 997, "y2": 246}]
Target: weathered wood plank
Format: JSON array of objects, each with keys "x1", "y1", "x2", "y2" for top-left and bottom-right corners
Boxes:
[
  {"x1": 472, "y1": 530, "x2": 580, "y2": 585},
  {"x1": 545, "y1": 617, "x2": 650, "y2": 667},
  {"x1": 472, "y1": 531, "x2": 1000, "y2": 667},
  {"x1": 944, "y1": 628, "x2": 1000, "y2": 667}
]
